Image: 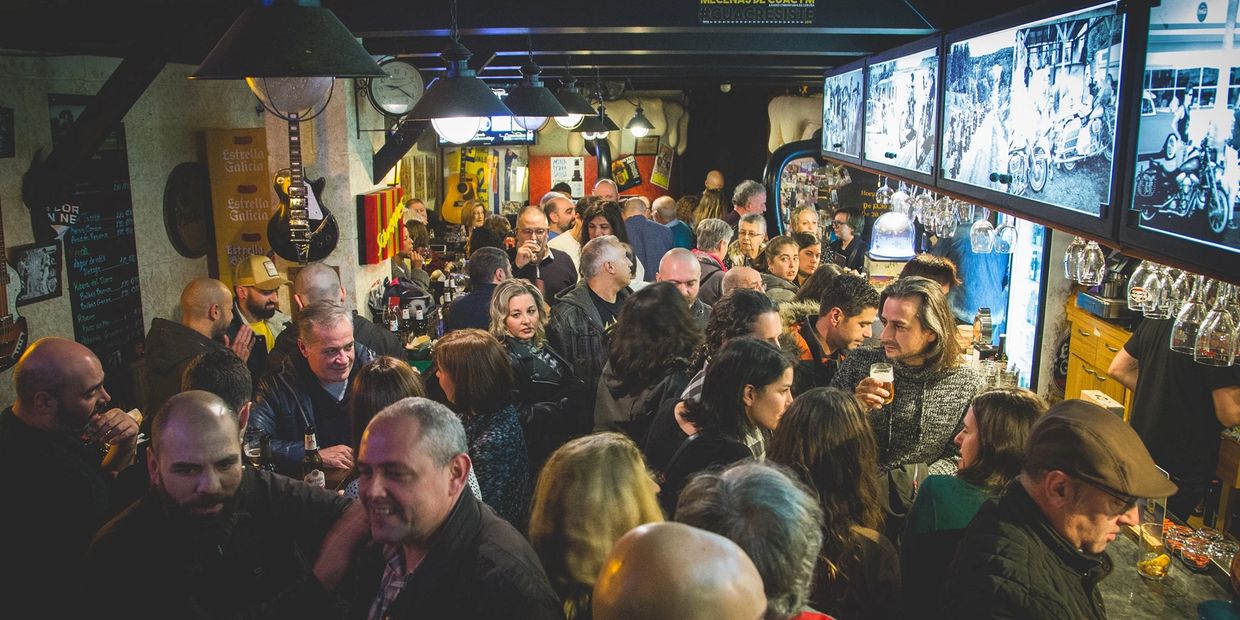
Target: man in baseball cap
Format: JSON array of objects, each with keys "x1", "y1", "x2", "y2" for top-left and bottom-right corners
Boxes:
[
  {"x1": 941, "y1": 400, "x2": 1177, "y2": 619},
  {"x1": 229, "y1": 254, "x2": 290, "y2": 389}
]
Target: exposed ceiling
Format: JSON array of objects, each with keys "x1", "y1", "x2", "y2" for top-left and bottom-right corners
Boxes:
[{"x1": 0, "y1": 0, "x2": 1037, "y2": 92}]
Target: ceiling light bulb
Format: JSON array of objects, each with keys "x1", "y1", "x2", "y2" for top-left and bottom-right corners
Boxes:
[
  {"x1": 555, "y1": 113, "x2": 584, "y2": 129},
  {"x1": 432, "y1": 117, "x2": 483, "y2": 144},
  {"x1": 513, "y1": 116, "x2": 548, "y2": 131}
]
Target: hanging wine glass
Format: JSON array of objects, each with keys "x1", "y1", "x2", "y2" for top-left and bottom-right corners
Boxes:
[
  {"x1": 970, "y1": 219, "x2": 995, "y2": 253},
  {"x1": 1064, "y1": 236, "x2": 1086, "y2": 280},
  {"x1": 1141, "y1": 265, "x2": 1174, "y2": 319},
  {"x1": 994, "y1": 214, "x2": 1017, "y2": 254},
  {"x1": 1166, "y1": 268, "x2": 1194, "y2": 311},
  {"x1": 1195, "y1": 284, "x2": 1237, "y2": 366},
  {"x1": 890, "y1": 183, "x2": 910, "y2": 215},
  {"x1": 1170, "y1": 274, "x2": 1206, "y2": 354},
  {"x1": 1127, "y1": 260, "x2": 1152, "y2": 311},
  {"x1": 910, "y1": 190, "x2": 933, "y2": 223},
  {"x1": 875, "y1": 177, "x2": 894, "y2": 206},
  {"x1": 1077, "y1": 241, "x2": 1107, "y2": 286}
]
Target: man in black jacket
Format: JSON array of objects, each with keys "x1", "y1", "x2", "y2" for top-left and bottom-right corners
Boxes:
[
  {"x1": 144, "y1": 278, "x2": 252, "y2": 425},
  {"x1": 510, "y1": 205, "x2": 576, "y2": 303},
  {"x1": 228, "y1": 254, "x2": 291, "y2": 393},
  {"x1": 86, "y1": 391, "x2": 353, "y2": 619},
  {"x1": 314, "y1": 397, "x2": 561, "y2": 619},
  {"x1": 248, "y1": 303, "x2": 375, "y2": 475},
  {"x1": 267, "y1": 262, "x2": 403, "y2": 372},
  {"x1": 444, "y1": 246, "x2": 511, "y2": 334},
  {"x1": 547, "y1": 235, "x2": 632, "y2": 435},
  {"x1": 941, "y1": 400, "x2": 1178, "y2": 619}
]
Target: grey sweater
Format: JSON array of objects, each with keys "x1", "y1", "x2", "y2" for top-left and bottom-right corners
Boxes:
[{"x1": 832, "y1": 347, "x2": 981, "y2": 474}]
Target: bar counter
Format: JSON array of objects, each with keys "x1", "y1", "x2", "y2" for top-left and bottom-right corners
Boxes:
[{"x1": 1101, "y1": 528, "x2": 1235, "y2": 618}]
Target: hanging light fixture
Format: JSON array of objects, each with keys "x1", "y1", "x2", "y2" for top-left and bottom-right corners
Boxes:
[
  {"x1": 578, "y1": 104, "x2": 619, "y2": 141},
  {"x1": 626, "y1": 99, "x2": 654, "y2": 137},
  {"x1": 504, "y1": 56, "x2": 568, "y2": 131},
  {"x1": 190, "y1": 1, "x2": 385, "y2": 117},
  {"x1": 407, "y1": 0, "x2": 511, "y2": 144},
  {"x1": 553, "y1": 62, "x2": 595, "y2": 129}
]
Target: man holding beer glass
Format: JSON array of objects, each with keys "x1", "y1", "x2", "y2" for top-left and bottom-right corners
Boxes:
[
  {"x1": 831, "y1": 276, "x2": 981, "y2": 476},
  {"x1": 510, "y1": 206, "x2": 577, "y2": 302}
]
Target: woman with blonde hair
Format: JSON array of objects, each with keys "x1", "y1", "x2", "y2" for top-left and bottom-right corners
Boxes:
[
  {"x1": 694, "y1": 187, "x2": 724, "y2": 222},
  {"x1": 529, "y1": 432, "x2": 663, "y2": 619},
  {"x1": 489, "y1": 278, "x2": 582, "y2": 473}
]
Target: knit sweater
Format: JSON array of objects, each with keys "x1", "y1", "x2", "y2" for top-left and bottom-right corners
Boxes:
[{"x1": 831, "y1": 347, "x2": 980, "y2": 474}]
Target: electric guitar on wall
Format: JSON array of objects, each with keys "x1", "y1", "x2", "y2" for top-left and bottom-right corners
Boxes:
[
  {"x1": 267, "y1": 114, "x2": 339, "y2": 264},
  {"x1": 0, "y1": 214, "x2": 30, "y2": 372},
  {"x1": 440, "y1": 147, "x2": 477, "y2": 224}
]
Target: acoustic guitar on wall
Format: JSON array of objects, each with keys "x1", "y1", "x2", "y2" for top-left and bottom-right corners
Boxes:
[
  {"x1": 0, "y1": 213, "x2": 30, "y2": 372},
  {"x1": 440, "y1": 147, "x2": 477, "y2": 224}
]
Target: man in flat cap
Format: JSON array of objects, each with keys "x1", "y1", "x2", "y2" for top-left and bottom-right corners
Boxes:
[{"x1": 941, "y1": 400, "x2": 1178, "y2": 619}]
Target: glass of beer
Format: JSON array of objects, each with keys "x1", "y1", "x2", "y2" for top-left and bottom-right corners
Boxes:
[{"x1": 870, "y1": 363, "x2": 895, "y2": 405}]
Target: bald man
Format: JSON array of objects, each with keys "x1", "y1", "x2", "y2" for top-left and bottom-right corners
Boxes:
[
  {"x1": 86, "y1": 391, "x2": 351, "y2": 617},
  {"x1": 593, "y1": 178, "x2": 620, "y2": 203},
  {"x1": 623, "y1": 197, "x2": 674, "y2": 282},
  {"x1": 653, "y1": 195, "x2": 694, "y2": 249},
  {"x1": 705, "y1": 169, "x2": 724, "y2": 191},
  {"x1": 593, "y1": 522, "x2": 766, "y2": 620},
  {"x1": 657, "y1": 248, "x2": 711, "y2": 328},
  {"x1": 266, "y1": 262, "x2": 403, "y2": 372},
  {"x1": 144, "y1": 278, "x2": 251, "y2": 426},
  {"x1": 1, "y1": 337, "x2": 141, "y2": 617},
  {"x1": 722, "y1": 266, "x2": 766, "y2": 297}
]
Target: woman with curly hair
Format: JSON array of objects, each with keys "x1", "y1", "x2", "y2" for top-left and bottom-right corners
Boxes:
[
  {"x1": 595, "y1": 282, "x2": 702, "y2": 445},
  {"x1": 489, "y1": 278, "x2": 582, "y2": 474},
  {"x1": 529, "y1": 433, "x2": 663, "y2": 620},
  {"x1": 675, "y1": 194, "x2": 699, "y2": 229},
  {"x1": 767, "y1": 387, "x2": 902, "y2": 620},
  {"x1": 901, "y1": 388, "x2": 1046, "y2": 608}
]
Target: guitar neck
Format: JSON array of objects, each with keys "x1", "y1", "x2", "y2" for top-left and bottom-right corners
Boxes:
[{"x1": 285, "y1": 114, "x2": 310, "y2": 260}]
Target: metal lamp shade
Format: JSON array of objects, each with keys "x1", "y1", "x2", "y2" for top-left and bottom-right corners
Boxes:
[
  {"x1": 191, "y1": 5, "x2": 384, "y2": 79},
  {"x1": 410, "y1": 73, "x2": 512, "y2": 120},
  {"x1": 627, "y1": 105, "x2": 654, "y2": 137},
  {"x1": 506, "y1": 72, "x2": 568, "y2": 131}
]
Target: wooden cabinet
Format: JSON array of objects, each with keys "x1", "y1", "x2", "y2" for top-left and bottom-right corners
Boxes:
[{"x1": 1065, "y1": 301, "x2": 1134, "y2": 418}]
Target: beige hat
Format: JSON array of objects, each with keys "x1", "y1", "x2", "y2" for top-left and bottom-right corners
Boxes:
[
  {"x1": 1024, "y1": 400, "x2": 1178, "y2": 499},
  {"x1": 233, "y1": 254, "x2": 288, "y2": 290}
]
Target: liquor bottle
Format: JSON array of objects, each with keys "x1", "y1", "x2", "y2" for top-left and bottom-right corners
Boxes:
[
  {"x1": 302, "y1": 426, "x2": 326, "y2": 488},
  {"x1": 385, "y1": 296, "x2": 401, "y2": 335},
  {"x1": 258, "y1": 433, "x2": 277, "y2": 473},
  {"x1": 413, "y1": 305, "x2": 428, "y2": 337},
  {"x1": 400, "y1": 301, "x2": 413, "y2": 337},
  {"x1": 1203, "y1": 477, "x2": 1223, "y2": 528}
]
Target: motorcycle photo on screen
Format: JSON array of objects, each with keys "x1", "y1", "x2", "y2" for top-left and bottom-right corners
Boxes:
[{"x1": 1134, "y1": 130, "x2": 1231, "y2": 234}]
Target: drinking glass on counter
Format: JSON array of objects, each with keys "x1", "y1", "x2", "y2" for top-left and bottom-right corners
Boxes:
[
  {"x1": 1137, "y1": 521, "x2": 1171, "y2": 581},
  {"x1": 869, "y1": 363, "x2": 894, "y2": 405}
]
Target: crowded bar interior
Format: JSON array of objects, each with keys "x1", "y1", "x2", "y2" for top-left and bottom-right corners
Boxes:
[{"x1": 2, "y1": 0, "x2": 1240, "y2": 618}]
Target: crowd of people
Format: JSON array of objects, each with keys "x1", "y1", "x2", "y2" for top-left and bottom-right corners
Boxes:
[{"x1": 0, "y1": 171, "x2": 1201, "y2": 620}]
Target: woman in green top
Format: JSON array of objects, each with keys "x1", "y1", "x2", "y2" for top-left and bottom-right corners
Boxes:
[{"x1": 901, "y1": 387, "x2": 1047, "y2": 608}]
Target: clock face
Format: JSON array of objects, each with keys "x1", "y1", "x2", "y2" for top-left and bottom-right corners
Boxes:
[{"x1": 368, "y1": 60, "x2": 424, "y2": 117}]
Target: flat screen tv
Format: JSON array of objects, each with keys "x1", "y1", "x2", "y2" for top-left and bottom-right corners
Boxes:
[
  {"x1": 1127, "y1": 0, "x2": 1239, "y2": 256},
  {"x1": 864, "y1": 40, "x2": 940, "y2": 180},
  {"x1": 821, "y1": 60, "x2": 866, "y2": 163},
  {"x1": 940, "y1": 1, "x2": 1125, "y2": 218}
]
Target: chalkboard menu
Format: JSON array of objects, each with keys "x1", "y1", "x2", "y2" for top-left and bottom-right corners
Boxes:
[{"x1": 49, "y1": 94, "x2": 145, "y2": 407}]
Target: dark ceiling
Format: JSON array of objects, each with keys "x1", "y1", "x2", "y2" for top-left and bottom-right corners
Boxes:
[{"x1": 0, "y1": 0, "x2": 1038, "y2": 91}]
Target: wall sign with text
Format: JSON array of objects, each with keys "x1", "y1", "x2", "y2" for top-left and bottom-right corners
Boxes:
[{"x1": 698, "y1": 0, "x2": 815, "y2": 25}]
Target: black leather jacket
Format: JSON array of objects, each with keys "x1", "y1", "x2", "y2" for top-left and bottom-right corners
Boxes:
[{"x1": 545, "y1": 282, "x2": 629, "y2": 436}]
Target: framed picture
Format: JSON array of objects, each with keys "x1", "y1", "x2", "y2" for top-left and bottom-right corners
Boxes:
[
  {"x1": 8, "y1": 241, "x2": 63, "y2": 306},
  {"x1": 634, "y1": 135, "x2": 661, "y2": 155},
  {"x1": 863, "y1": 36, "x2": 942, "y2": 183},
  {"x1": 821, "y1": 59, "x2": 867, "y2": 163}
]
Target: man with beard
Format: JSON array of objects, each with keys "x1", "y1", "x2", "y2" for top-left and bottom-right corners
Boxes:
[
  {"x1": 144, "y1": 278, "x2": 254, "y2": 427},
  {"x1": 230, "y1": 254, "x2": 291, "y2": 390},
  {"x1": 85, "y1": 391, "x2": 352, "y2": 619},
  {"x1": 249, "y1": 302, "x2": 374, "y2": 476},
  {"x1": 787, "y1": 273, "x2": 879, "y2": 394},
  {"x1": 312, "y1": 397, "x2": 561, "y2": 619},
  {"x1": 0, "y1": 338, "x2": 140, "y2": 617}
]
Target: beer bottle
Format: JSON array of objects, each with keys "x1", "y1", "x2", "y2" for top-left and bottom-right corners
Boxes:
[
  {"x1": 302, "y1": 426, "x2": 326, "y2": 488},
  {"x1": 258, "y1": 432, "x2": 277, "y2": 473}
]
